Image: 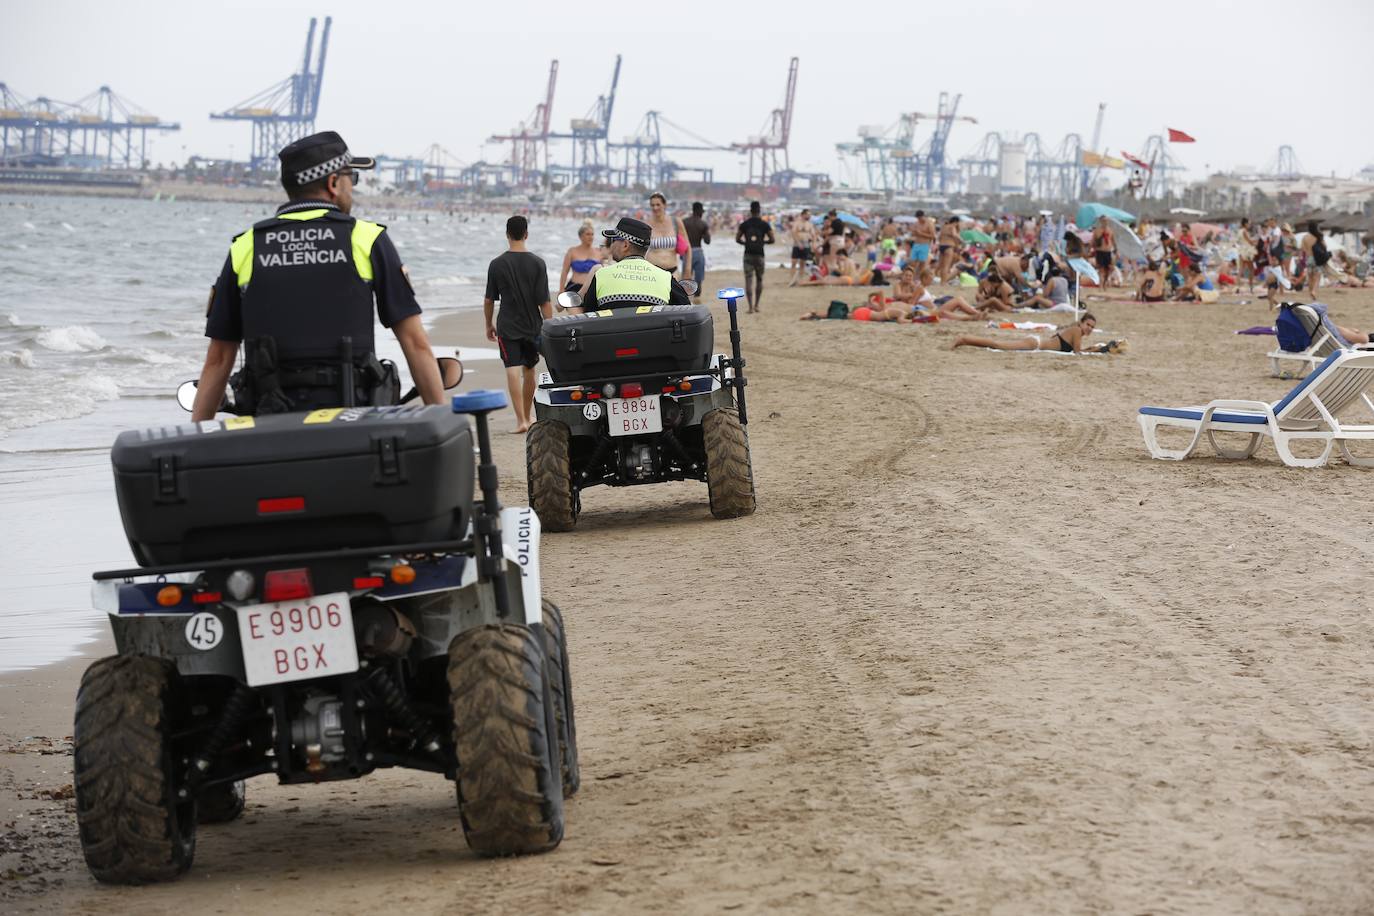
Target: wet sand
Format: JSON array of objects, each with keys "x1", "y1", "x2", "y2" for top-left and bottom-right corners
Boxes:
[{"x1": 4, "y1": 269, "x2": 1374, "y2": 914}]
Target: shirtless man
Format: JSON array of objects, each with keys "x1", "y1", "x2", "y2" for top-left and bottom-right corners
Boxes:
[
  {"x1": 1092, "y1": 217, "x2": 1116, "y2": 287},
  {"x1": 992, "y1": 253, "x2": 1032, "y2": 297},
  {"x1": 788, "y1": 209, "x2": 817, "y2": 286},
  {"x1": 911, "y1": 209, "x2": 937, "y2": 266}
]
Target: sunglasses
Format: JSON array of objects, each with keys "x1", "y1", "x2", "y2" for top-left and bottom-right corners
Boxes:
[{"x1": 335, "y1": 169, "x2": 360, "y2": 183}]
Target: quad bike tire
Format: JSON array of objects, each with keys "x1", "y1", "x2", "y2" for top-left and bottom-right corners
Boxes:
[
  {"x1": 540, "y1": 599, "x2": 580, "y2": 797},
  {"x1": 448, "y1": 624, "x2": 565, "y2": 856},
  {"x1": 702, "y1": 408, "x2": 757, "y2": 520},
  {"x1": 527, "y1": 420, "x2": 577, "y2": 532},
  {"x1": 73, "y1": 655, "x2": 196, "y2": 884},
  {"x1": 197, "y1": 780, "x2": 246, "y2": 824}
]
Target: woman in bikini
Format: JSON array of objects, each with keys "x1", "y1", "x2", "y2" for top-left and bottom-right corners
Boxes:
[
  {"x1": 558, "y1": 219, "x2": 603, "y2": 295},
  {"x1": 917, "y1": 267, "x2": 983, "y2": 320},
  {"x1": 1137, "y1": 260, "x2": 1167, "y2": 302},
  {"x1": 951, "y1": 313, "x2": 1097, "y2": 351},
  {"x1": 646, "y1": 192, "x2": 689, "y2": 275}
]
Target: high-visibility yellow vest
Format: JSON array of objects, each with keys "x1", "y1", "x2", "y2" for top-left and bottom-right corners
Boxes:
[{"x1": 592, "y1": 256, "x2": 671, "y2": 306}]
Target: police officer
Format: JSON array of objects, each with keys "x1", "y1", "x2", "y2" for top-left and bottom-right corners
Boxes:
[
  {"x1": 579, "y1": 217, "x2": 692, "y2": 311},
  {"x1": 191, "y1": 131, "x2": 444, "y2": 420}
]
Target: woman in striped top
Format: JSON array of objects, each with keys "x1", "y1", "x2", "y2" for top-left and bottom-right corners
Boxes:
[{"x1": 646, "y1": 191, "x2": 689, "y2": 275}]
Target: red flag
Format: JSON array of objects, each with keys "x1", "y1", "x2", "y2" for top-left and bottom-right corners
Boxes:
[
  {"x1": 1167, "y1": 128, "x2": 1196, "y2": 143},
  {"x1": 1121, "y1": 151, "x2": 1152, "y2": 171}
]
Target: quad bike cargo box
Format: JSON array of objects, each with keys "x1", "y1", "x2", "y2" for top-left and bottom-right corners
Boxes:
[
  {"x1": 542, "y1": 304, "x2": 713, "y2": 382},
  {"x1": 110, "y1": 405, "x2": 474, "y2": 566}
]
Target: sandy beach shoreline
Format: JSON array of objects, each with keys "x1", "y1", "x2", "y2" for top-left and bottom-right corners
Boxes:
[{"x1": 4, "y1": 267, "x2": 1373, "y2": 913}]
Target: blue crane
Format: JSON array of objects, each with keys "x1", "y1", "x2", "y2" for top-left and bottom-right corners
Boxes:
[
  {"x1": 548, "y1": 55, "x2": 621, "y2": 188},
  {"x1": 211, "y1": 16, "x2": 331, "y2": 169},
  {"x1": 0, "y1": 82, "x2": 179, "y2": 169}
]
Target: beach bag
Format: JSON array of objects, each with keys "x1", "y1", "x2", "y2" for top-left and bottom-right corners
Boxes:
[
  {"x1": 675, "y1": 233, "x2": 689, "y2": 256},
  {"x1": 1313, "y1": 238, "x2": 1331, "y2": 266},
  {"x1": 826, "y1": 300, "x2": 850, "y2": 320},
  {"x1": 1274, "y1": 303, "x2": 1315, "y2": 352}
]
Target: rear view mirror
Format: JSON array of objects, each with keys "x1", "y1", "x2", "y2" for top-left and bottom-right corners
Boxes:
[
  {"x1": 437, "y1": 355, "x2": 464, "y2": 390},
  {"x1": 176, "y1": 380, "x2": 197, "y2": 412},
  {"x1": 557, "y1": 290, "x2": 582, "y2": 311},
  {"x1": 679, "y1": 279, "x2": 699, "y2": 296}
]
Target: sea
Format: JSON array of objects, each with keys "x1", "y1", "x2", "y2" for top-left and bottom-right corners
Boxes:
[{"x1": 0, "y1": 194, "x2": 586, "y2": 673}]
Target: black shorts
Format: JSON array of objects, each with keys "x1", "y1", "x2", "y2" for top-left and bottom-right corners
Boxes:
[
  {"x1": 791, "y1": 245, "x2": 812, "y2": 260},
  {"x1": 1095, "y1": 251, "x2": 1113, "y2": 270},
  {"x1": 498, "y1": 335, "x2": 540, "y2": 369}
]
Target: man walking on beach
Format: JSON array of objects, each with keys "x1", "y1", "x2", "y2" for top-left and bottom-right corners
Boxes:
[
  {"x1": 484, "y1": 215, "x2": 552, "y2": 433},
  {"x1": 788, "y1": 209, "x2": 816, "y2": 285},
  {"x1": 736, "y1": 200, "x2": 774, "y2": 314},
  {"x1": 682, "y1": 202, "x2": 711, "y2": 303}
]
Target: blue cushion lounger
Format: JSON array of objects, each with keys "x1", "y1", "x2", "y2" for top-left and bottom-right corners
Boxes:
[{"x1": 1138, "y1": 350, "x2": 1374, "y2": 468}]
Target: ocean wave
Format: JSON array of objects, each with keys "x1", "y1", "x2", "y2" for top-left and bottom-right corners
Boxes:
[
  {"x1": 420, "y1": 275, "x2": 478, "y2": 287},
  {"x1": 107, "y1": 347, "x2": 181, "y2": 366},
  {"x1": 22, "y1": 221, "x2": 36, "y2": 231},
  {"x1": 60, "y1": 222, "x2": 76, "y2": 233},
  {"x1": 36, "y1": 325, "x2": 108, "y2": 353},
  {"x1": 6, "y1": 314, "x2": 22, "y2": 327},
  {"x1": 0, "y1": 348, "x2": 36, "y2": 368},
  {"x1": 0, "y1": 373, "x2": 120, "y2": 437}
]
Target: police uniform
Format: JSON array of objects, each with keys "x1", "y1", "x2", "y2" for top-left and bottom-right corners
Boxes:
[
  {"x1": 204, "y1": 131, "x2": 419, "y2": 413},
  {"x1": 581, "y1": 217, "x2": 692, "y2": 311}
]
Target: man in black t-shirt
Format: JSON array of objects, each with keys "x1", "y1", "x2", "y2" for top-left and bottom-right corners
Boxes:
[
  {"x1": 484, "y1": 215, "x2": 552, "y2": 433},
  {"x1": 735, "y1": 200, "x2": 775, "y2": 314}
]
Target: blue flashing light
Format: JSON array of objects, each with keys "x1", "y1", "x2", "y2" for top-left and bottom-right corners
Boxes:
[
  {"x1": 452, "y1": 389, "x2": 507, "y2": 414},
  {"x1": 716, "y1": 287, "x2": 746, "y2": 301}
]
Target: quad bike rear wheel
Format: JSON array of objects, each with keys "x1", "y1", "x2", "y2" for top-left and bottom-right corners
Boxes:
[
  {"x1": 74, "y1": 655, "x2": 196, "y2": 884},
  {"x1": 447, "y1": 624, "x2": 565, "y2": 856},
  {"x1": 541, "y1": 599, "x2": 580, "y2": 797},
  {"x1": 527, "y1": 420, "x2": 577, "y2": 532},
  {"x1": 702, "y1": 408, "x2": 757, "y2": 520}
]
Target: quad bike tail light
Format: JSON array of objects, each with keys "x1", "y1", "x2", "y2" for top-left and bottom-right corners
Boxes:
[
  {"x1": 263, "y1": 568, "x2": 313, "y2": 602},
  {"x1": 619, "y1": 382, "x2": 643, "y2": 399}
]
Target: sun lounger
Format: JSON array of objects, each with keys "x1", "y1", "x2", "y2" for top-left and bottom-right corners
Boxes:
[
  {"x1": 1268, "y1": 302, "x2": 1350, "y2": 378},
  {"x1": 1138, "y1": 350, "x2": 1374, "y2": 468}
]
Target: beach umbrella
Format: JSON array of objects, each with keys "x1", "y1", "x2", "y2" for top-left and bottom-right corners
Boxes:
[
  {"x1": 835, "y1": 211, "x2": 868, "y2": 230},
  {"x1": 1189, "y1": 222, "x2": 1225, "y2": 241},
  {"x1": 1076, "y1": 202, "x2": 1137, "y2": 228},
  {"x1": 1106, "y1": 217, "x2": 1145, "y2": 261},
  {"x1": 960, "y1": 228, "x2": 996, "y2": 245}
]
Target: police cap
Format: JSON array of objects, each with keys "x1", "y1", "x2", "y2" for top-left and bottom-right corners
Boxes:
[
  {"x1": 602, "y1": 217, "x2": 652, "y2": 248},
  {"x1": 279, "y1": 131, "x2": 376, "y2": 187}
]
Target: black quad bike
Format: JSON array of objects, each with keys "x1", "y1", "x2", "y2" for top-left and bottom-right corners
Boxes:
[
  {"x1": 527, "y1": 287, "x2": 756, "y2": 530},
  {"x1": 74, "y1": 388, "x2": 578, "y2": 884}
]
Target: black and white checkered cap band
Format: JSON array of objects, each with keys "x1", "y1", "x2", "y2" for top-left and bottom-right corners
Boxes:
[
  {"x1": 295, "y1": 152, "x2": 350, "y2": 185},
  {"x1": 605, "y1": 228, "x2": 649, "y2": 247}
]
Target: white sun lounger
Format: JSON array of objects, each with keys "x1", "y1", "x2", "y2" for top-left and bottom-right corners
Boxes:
[
  {"x1": 1267, "y1": 302, "x2": 1350, "y2": 378},
  {"x1": 1138, "y1": 350, "x2": 1374, "y2": 468}
]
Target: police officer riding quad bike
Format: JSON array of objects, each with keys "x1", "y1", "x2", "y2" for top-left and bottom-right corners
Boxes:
[
  {"x1": 72, "y1": 131, "x2": 578, "y2": 885},
  {"x1": 75, "y1": 389, "x2": 578, "y2": 884},
  {"x1": 526, "y1": 218, "x2": 756, "y2": 531}
]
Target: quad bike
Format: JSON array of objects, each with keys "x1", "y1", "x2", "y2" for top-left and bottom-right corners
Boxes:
[
  {"x1": 527, "y1": 287, "x2": 756, "y2": 530},
  {"x1": 74, "y1": 387, "x2": 578, "y2": 884}
]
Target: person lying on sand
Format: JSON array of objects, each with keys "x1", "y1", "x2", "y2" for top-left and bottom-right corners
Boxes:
[
  {"x1": 916, "y1": 267, "x2": 982, "y2": 320},
  {"x1": 952, "y1": 313, "x2": 1097, "y2": 352},
  {"x1": 799, "y1": 253, "x2": 872, "y2": 286},
  {"x1": 798, "y1": 303, "x2": 909, "y2": 322}
]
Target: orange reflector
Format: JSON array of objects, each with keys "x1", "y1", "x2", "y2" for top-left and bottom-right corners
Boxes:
[
  {"x1": 192, "y1": 591, "x2": 222, "y2": 605},
  {"x1": 156, "y1": 585, "x2": 183, "y2": 607},
  {"x1": 390, "y1": 564, "x2": 417, "y2": 585},
  {"x1": 570, "y1": 390, "x2": 583, "y2": 401},
  {"x1": 353, "y1": 576, "x2": 385, "y2": 589},
  {"x1": 678, "y1": 380, "x2": 692, "y2": 391}
]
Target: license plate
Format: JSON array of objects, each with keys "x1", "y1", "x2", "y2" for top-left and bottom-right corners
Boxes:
[
  {"x1": 607, "y1": 395, "x2": 662, "y2": 436},
  {"x1": 235, "y1": 592, "x2": 358, "y2": 687}
]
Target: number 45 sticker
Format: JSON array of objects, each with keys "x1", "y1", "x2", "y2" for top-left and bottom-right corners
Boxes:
[{"x1": 185, "y1": 612, "x2": 224, "y2": 651}]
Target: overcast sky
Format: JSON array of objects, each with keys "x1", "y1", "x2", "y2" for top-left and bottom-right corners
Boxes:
[{"x1": 7, "y1": 0, "x2": 1373, "y2": 184}]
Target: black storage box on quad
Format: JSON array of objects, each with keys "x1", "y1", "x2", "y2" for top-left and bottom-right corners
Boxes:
[
  {"x1": 111, "y1": 405, "x2": 474, "y2": 566},
  {"x1": 542, "y1": 304, "x2": 714, "y2": 382}
]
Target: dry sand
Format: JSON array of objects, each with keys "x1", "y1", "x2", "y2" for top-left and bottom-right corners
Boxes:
[{"x1": 4, "y1": 268, "x2": 1373, "y2": 914}]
